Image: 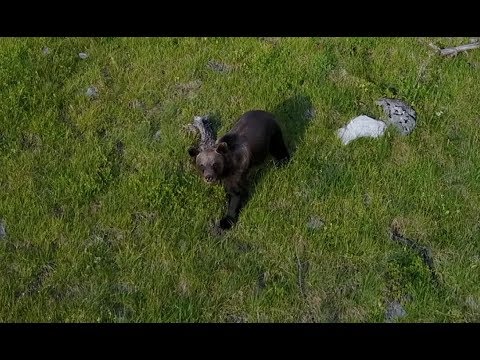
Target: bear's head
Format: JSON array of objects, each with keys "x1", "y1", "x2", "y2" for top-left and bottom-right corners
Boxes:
[{"x1": 188, "y1": 142, "x2": 229, "y2": 184}]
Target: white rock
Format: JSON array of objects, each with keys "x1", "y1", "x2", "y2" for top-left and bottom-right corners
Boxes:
[{"x1": 337, "y1": 115, "x2": 387, "y2": 145}]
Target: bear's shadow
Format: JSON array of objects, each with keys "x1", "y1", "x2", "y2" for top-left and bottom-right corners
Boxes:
[{"x1": 249, "y1": 94, "x2": 313, "y2": 191}]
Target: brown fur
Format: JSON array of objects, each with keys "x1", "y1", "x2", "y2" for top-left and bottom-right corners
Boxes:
[{"x1": 189, "y1": 110, "x2": 290, "y2": 231}]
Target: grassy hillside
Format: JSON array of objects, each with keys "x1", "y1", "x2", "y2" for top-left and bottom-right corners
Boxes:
[{"x1": 1, "y1": 37, "x2": 479, "y2": 322}]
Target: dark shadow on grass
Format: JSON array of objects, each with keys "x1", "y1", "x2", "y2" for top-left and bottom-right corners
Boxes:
[
  {"x1": 243, "y1": 95, "x2": 314, "y2": 192},
  {"x1": 272, "y1": 94, "x2": 314, "y2": 155}
]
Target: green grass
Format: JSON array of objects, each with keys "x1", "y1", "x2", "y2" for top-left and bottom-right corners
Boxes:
[{"x1": 1, "y1": 37, "x2": 479, "y2": 322}]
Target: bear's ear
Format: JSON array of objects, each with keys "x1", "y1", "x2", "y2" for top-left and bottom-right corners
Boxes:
[
  {"x1": 215, "y1": 142, "x2": 228, "y2": 155},
  {"x1": 188, "y1": 146, "x2": 199, "y2": 157}
]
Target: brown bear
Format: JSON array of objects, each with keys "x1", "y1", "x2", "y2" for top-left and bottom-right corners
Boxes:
[{"x1": 188, "y1": 110, "x2": 290, "y2": 232}]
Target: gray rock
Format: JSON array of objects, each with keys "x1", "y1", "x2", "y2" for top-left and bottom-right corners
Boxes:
[
  {"x1": 363, "y1": 193, "x2": 372, "y2": 206},
  {"x1": 385, "y1": 301, "x2": 407, "y2": 322},
  {"x1": 176, "y1": 79, "x2": 202, "y2": 91},
  {"x1": 257, "y1": 272, "x2": 267, "y2": 290},
  {"x1": 130, "y1": 99, "x2": 145, "y2": 110},
  {"x1": 115, "y1": 282, "x2": 138, "y2": 295},
  {"x1": 307, "y1": 215, "x2": 324, "y2": 230},
  {"x1": 207, "y1": 60, "x2": 232, "y2": 73},
  {"x1": 153, "y1": 130, "x2": 161, "y2": 141},
  {"x1": 305, "y1": 107, "x2": 316, "y2": 120},
  {"x1": 174, "y1": 80, "x2": 202, "y2": 99},
  {"x1": 42, "y1": 47, "x2": 50, "y2": 55},
  {"x1": 376, "y1": 98, "x2": 417, "y2": 135},
  {"x1": 0, "y1": 219, "x2": 6, "y2": 239},
  {"x1": 226, "y1": 314, "x2": 247, "y2": 323},
  {"x1": 465, "y1": 296, "x2": 479, "y2": 310},
  {"x1": 260, "y1": 37, "x2": 281, "y2": 44},
  {"x1": 21, "y1": 132, "x2": 42, "y2": 150},
  {"x1": 79, "y1": 52, "x2": 89, "y2": 59},
  {"x1": 86, "y1": 86, "x2": 99, "y2": 98}
]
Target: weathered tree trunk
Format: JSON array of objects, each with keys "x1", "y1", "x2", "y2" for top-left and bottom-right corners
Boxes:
[
  {"x1": 429, "y1": 41, "x2": 480, "y2": 56},
  {"x1": 185, "y1": 115, "x2": 217, "y2": 151}
]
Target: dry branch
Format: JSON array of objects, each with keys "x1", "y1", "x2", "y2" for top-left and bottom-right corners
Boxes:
[
  {"x1": 429, "y1": 42, "x2": 480, "y2": 57},
  {"x1": 185, "y1": 115, "x2": 217, "y2": 151}
]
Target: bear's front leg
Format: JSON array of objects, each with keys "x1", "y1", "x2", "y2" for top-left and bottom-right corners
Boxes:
[{"x1": 218, "y1": 177, "x2": 249, "y2": 231}]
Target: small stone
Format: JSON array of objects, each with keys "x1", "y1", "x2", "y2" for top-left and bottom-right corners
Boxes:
[
  {"x1": 465, "y1": 296, "x2": 479, "y2": 310},
  {"x1": 86, "y1": 86, "x2": 98, "y2": 98},
  {"x1": 115, "y1": 282, "x2": 137, "y2": 295},
  {"x1": 376, "y1": 98, "x2": 417, "y2": 136},
  {"x1": 234, "y1": 239, "x2": 253, "y2": 253},
  {"x1": 363, "y1": 193, "x2": 372, "y2": 206},
  {"x1": 260, "y1": 37, "x2": 281, "y2": 44},
  {"x1": 207, "y1": 60, "x2": 232, "y2": 73},
  {"x1": 42, "y1": 47, "x2": 50, "y2": 55},
  {"x1": 175, "y1": 80, "x2": 203, "y2": 99},
  {"x1": 226, "y1": 314, "x2": 247, "y2": 323},
  {"x1": 337, "y1": 115, "x2": 387, "y2": 145},
  {"x1": 257, "y1": 272, "x2": 267, "y2": 290},
  {"x1": 178, "y1": 278, "x2": 189, "y2": 296},
  {"x1": 79, "y1": 52, "x2": 89, "y2": 59},
  {"x1": 0, "y1": 219, "x2": 6, "y2": 239},
  {"x1": 385, "y1": 301, "x2": 407, "y2": 322},
  {"x1": 21, "y1": 133, "x2": 42, "y2": 150},
  {"x1": 307, "y1": 215, "x2": 325, "y2": 230},
  {"x1": 130, "y1": 99, "x2": 145, "y2": 110},
  {"x1": 153, "y1": 130, "x2": 161, "y2": 141},
  {"x1": 305, "y1": 107, "x2": 316, "y2": 119},
  {"x1": 176, "y1": 79, "x2": 202, "y2": 91}
]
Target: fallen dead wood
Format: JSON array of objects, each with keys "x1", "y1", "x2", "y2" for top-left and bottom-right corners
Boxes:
[
  {"x1": 184, "y1": 115, "x2": 217, "y2": 151},
  {"x1": 429, "y1": 41, "x2": 480, "y2": 57}
]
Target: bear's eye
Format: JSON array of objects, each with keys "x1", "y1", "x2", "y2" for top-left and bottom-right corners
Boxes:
[
  {"x1": 200, "y1": 164, "x2": 205, "y2": 170},
  {"x1": 212, "y1": 163, "x2": 218, "y2": 170}
]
